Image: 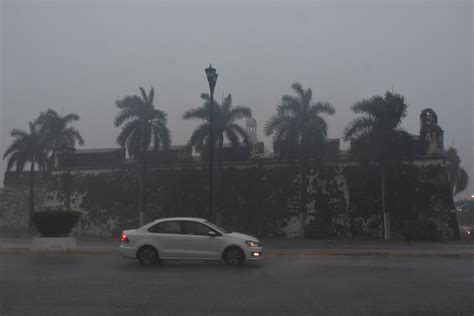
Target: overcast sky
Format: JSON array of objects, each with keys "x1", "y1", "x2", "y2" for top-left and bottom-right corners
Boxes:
[{"x1": 1, "y1": 0, "x2": 472, "y2": 199}]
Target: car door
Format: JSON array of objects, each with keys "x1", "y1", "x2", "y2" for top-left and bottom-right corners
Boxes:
[
  {"x1": 147, "y1": 221, "x2": 189, "y2": 259},
  {"x1": 180, "y1": 221, "x2": 222, "y2": 259}
]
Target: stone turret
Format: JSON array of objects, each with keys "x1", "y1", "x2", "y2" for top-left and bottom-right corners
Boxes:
[
  {"x1": 245, "y1": 118, "x2": 258, "y2": 144},
  {"x1": 419, "y1": 108, "x2": 444, "y2": 155}
]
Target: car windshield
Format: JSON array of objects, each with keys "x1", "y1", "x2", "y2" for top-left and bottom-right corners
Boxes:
[{"x1": 204, "y1": 221, "x2": 231, "y2": 234}]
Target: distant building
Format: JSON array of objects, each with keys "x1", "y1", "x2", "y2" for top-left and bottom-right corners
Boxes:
[
  {"x1": 419, "y1": 108, "x2": 444, "y2": 155},
  {"x1": 246, "y1": 118, "x2": 258, "y2": 144},
  {"x1": 19, "y1": 109, "x2": 447, "y2": 170},
  {"x1": 141, "y1": 145, "x2": 193, "y2": 163},
  {"x1": 58, "y1": 148, "x2": 125, "y2": 168}
]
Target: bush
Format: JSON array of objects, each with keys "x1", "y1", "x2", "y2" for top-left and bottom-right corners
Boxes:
[
  {"x1": 402, "y1": 219, "x2": 443, "y2": 241},
  {"x1": 33, "y1": 209, "x2": 81, "y2": 237}
]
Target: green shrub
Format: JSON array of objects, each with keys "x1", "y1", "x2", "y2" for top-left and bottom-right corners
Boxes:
[
  {"x1": 33, "y1": 209, "x2": 81, "y2": 237},
  {"x1": 402, "y1": 219, "x2": 443, "y2": 241}
]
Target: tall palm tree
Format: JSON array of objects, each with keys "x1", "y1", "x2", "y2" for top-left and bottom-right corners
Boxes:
[
  {"x1": 264, "y1": 82, "x2": 335, "y2": 237},
  {"x1": 36, "y1": 108, "x2": 84, "y2": 171},
  {"x1": 343, "y1": 91, "x2": 415, "y2": 240},
  {"x1": 3, "y1": 121, "x2": 48, "y2": 230},
  {"x1": 114, "y1": 86, "x2": 171, "y2": 226},
  {"x1": 446, "y1": 147, "x2": 469, "y2": 196},
  {"x1": 182, "y1": 93, "x2": 252, "y2": 169}
]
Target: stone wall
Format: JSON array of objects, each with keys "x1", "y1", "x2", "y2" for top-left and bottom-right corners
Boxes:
[
  {"x1": 0, "y1": 184, "x2": 48, "y2": 231},
  {"x1": 5, "y1": 157, "x2": 453, "y2": 239}
]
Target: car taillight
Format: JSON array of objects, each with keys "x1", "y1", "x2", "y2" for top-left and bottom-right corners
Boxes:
[{"x1": 121, "y1": 232, "x2": 129, "y2": 243}]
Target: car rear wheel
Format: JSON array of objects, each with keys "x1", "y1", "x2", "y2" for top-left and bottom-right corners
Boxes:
[
  {"x1": 137, "y1": 246, "x2": 159, "y2": 266},
  {"x1": 223, "y1": 247, "x2": 245, "y2": 266}
]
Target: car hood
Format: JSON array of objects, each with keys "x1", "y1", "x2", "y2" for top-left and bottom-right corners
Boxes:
[{"x1": 225, "y1": 232, "x2": 259, "y2": 242}]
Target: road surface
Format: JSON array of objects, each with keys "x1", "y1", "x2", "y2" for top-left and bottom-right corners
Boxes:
[{"x1": 0, "y1": 253, "x2": 472, "y2": 315}]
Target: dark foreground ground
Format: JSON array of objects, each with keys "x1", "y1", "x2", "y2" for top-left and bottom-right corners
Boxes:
[{"x1": 0, "y1": 254, "x2": 472, "y2": 315}]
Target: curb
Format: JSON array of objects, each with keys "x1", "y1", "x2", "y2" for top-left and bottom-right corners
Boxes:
[
  {"x1": 1, "y1": 249, "x2": 474, "y2": 257},
  {"x1": 265, "y1": 251, "x2": 474, "y2": 257}
]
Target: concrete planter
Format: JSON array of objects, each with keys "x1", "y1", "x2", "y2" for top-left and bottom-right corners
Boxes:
[{"x1": 31, "y1": 237, "x2": 77, "y2": 251}]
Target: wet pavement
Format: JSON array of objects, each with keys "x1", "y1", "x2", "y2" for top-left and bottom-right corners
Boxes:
[{"x1": 0, "y1": 253, "x2": 472, "y2": 315}]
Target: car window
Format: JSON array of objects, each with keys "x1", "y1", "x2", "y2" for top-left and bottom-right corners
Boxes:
[
  {"x1": 204, "y1": 221, "x2": 230, "y2": 234},
  {"x1": 148, "y1": 221, "x2": 182, "y2": 234},
  {"x1": 181, "y1": 221, "x2": 212, "y2": 236}
]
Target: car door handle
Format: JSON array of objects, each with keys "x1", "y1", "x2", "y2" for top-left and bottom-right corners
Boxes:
[{"x1": 182, "y1": 237, "x2": 192, "y2": 241}]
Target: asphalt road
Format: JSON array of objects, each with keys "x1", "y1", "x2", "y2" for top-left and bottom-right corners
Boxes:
[{"x1": 0, "y1": 254, "x2": 472, "y2": 315}]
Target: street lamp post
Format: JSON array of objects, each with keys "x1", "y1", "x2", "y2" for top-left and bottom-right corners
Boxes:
[{"x1": 205, "y1": 64, "x2": 218, "y2": 221}]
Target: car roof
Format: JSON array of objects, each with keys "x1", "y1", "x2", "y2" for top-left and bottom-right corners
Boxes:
[{"x1": 151, "y1": 217, "x2": 208, "y2": 224}]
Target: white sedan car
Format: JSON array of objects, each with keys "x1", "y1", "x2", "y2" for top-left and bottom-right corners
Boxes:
[{"x1": 119, "y1": 217, "x2": 263, "y2": 266}]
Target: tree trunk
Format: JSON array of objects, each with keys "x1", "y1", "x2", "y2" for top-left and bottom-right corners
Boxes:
[
  {"x1": 28, "y1": 159, "x2": 35, "y2": 232},
  {"x1": 138, "y1": 152, "x2": 147, "y2": 227},
  {"x1": 215, "y1": 136, "x2": 224, "y2": 224},
  {"x1": 381, "y1": 168, "x2": 391, "y2": 240},
  {"x1": 299, "y1": 162, "x2": 308, "y2": 238},
  {"x1": 217, "y1": 135, "x2": 224, "y2": 172}
]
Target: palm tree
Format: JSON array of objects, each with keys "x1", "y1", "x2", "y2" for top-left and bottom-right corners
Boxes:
[
  {"x1": 3, "y1": 121, "x2": 48, "y2": 231},
  {"x1": 446, "y1": 147, "x2": 469, "y2": 196},
  {"x1": 36, "y1": 108, "x2": 84, "y2": 171},
  {"x1": 264, "y1": 82, "x2": 335, "y2": 237},
  {"x1": 114, "y1": 86, "x2": 171, "y2": 226},
  {"x1": 343, "y1": 91, "x2": 415, "y2": 240},
  {"x1": 182, "y1": 93, "x2": 252, "y2": 169}
]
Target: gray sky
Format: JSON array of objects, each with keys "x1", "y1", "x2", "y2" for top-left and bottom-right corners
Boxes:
[{"x1": 1, "y1": 0, "x2": 473, "y2": 199}]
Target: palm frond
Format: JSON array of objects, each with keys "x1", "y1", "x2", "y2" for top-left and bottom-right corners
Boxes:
[
  {"x1": 455, "y1": 168, "x2": 469, "y2": 195},
  {"x1": 148, "y1": 86, "x2": 155, "y2": 106},
  {"x1": 3, "y1": 138, "x2": 25, "y2": 159},
  {"x1": 306, "y1": 116, "x2": 328, "y2": 139},
  {"x1": 351, "y1": 96, "x2": 384, "y2": 115},
  {"x1": 152, "y1": 108, "x2": 167, "y2": 124},
  {"x1": 115, "y1": 95, "x2": 143, "y2": 112},
  {"x1": 291, "y1": 82, "x2": 305, "y2": 99},
  {"x1": 62, "y1": 127, "x2": 85, "y2": 146},
  {"x1": 151, "y1": 123, "x2": 171, "y2": 150},
  {"x1": 139, "y1": 87, "x2": 149, "y2": 105},
  {"x1": 264, "y1": 112, "x2": 292, "y2": 136},
  {"x1": 10, "y1": 128, "x2": 28, "y2": 139},
  {"x1": 114, "y1": 99, "x2": 143, "y2": 127},
  {"x1": 280, "y1": 95, "x2": 301, "y2": 114},
  {"x1": 228, "y1": 105, "x2": 252, "y2": 122},
  {"x1": 222, "y1": 94, "x2": 232, "y2": 111},
  {"x1": 343, "y1": 116, "x2": 375, "y2": 141},
  {"x1": 312, "y1": 101, "x2": 335, "y2": 115},
  {"x1": 224, "y1": 129, "x2": 240, "y2": 148},
  {"x1": 116, "y1": 120, "x2": 142, "y2": 147},
  {"x1": 200, "y1": 93, "x2": 210, "y2": 101},
  {"x1": 62, "y1": 113, "x2": 80, "y2": 124},
  {"x1": 188, "y1": 123, "x2": 210, "y2": 148},
  {"x1": 182, "y1": 107, "x2": 209, "y2": 121},
  {"x1": 228, "y1": 124, "x2": 250, "y2": 146},
  {"x1": 6, "y1": 151, "x2": 25, "y2": 171}
]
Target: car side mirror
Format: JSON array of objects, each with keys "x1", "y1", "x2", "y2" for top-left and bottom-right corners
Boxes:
[{"x1": 208, "y1": 230, "x2": 218, "y2": 237}]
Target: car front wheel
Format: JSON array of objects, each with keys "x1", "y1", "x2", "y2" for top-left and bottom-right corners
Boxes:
[
  {"x1": 137, "y1": 246, "x2": 159, "y2": 266},
  {"x1": 223, "y1": 247, "x2": 245, "y2": 266}
]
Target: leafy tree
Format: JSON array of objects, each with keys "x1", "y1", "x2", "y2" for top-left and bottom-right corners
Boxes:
[
  {"x1": 343, "y1": 91, "x2": 416, "y2": 240},
  {"x1": 36, "y1": 108, "x2": 84, "y2": 171},
  {"x1": 446, "y1": 147, "x2": 469, "y2": 196},
  {"x1": 114, "y1": 86, "x2": 171, "y2": 226},
  {"x1": 3, "y1": 121, "x2": 48, "y2": 230},
  {"x1": 182, "y1": 93, "x2": 252, "y2": 169},
  {"x1": 455, "y1": 198, "x2": 474, "y2": 226},
  {"x1": 264, "y1": 82, "x2": 335, "y2": 237}
]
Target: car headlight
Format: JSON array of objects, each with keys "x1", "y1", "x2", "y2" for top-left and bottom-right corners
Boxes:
[{"x1": 246, "y1": 240, "x2": 261, "y2": 248}]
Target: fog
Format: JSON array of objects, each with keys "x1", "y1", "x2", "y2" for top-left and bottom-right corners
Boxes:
[{"x1": 1, "y1": 0, "x2": 472, "y2": 199}]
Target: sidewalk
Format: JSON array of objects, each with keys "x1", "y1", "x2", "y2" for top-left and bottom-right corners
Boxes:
[{"x1": 1, "y1": 237, "x2": 474, "y2": 257}]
